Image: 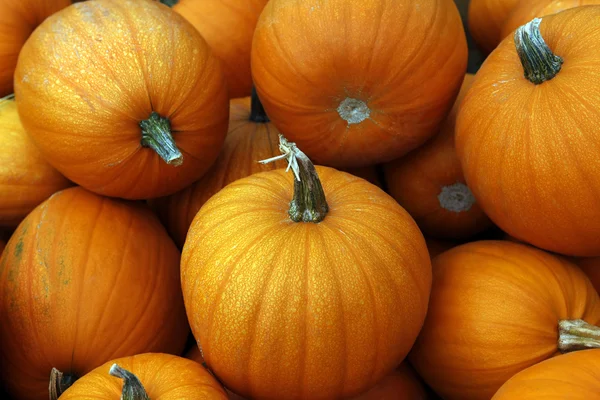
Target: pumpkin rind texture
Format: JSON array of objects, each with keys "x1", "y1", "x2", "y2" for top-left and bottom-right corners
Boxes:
[
  {"x1": 409, "y1": 240, "x2": 600, "y2": 400},
  {"x1": 181, "y1": 167, "x2": 432, "y2": 400},
  {"x1": 0, "y1": 187, "x2": 189, "y2": 400},
  {"x1": 14, "y1": 0, "x2": 229, "y2": 199},
  {"x1": 456, "y1": 7, "x2": 600, "y2": 257},
  {"x1": 468, "y1": 0, "x2": 520, "y2": 53},
  {"x1": 0, "y1": 97, "x2": 72, "y2": 228},
  {"x1": 251, "y1": 0, "x2": 467, "y2": 168}
]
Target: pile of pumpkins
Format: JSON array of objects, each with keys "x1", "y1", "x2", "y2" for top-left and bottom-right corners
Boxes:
[{"x1": 1, "y1": 0, "x2": 600, "y2": 398}]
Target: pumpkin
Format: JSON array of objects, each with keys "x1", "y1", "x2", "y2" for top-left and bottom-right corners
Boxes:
[
  {"x1": 383, "y1": 74, "x2": 492, "y2": 240},
  {"x1": 456, "y1": 7, "x2": 600, "y2": 257},
  {"x1": 0, "y1": 95, "x2": 72, "y2": 228},
  {"x1": 0, "y1": 0, "x2": 73, "y2": 97},
  {"x1": 492, "y1": 349, "x2": 600, "y2": 399},
  {"x1": 409, "y1": 240, "x2": 600, "y2": 400},
  {"x1": 0, "y1": 239, "x2": 4, "y2": 257},
  {"x1": 353, "y1": 363, "x2": 428, "y2": 400},
  {"x1": 59, "y1": 353, "x2": 227, "y2": 399},
  {"x1": 0, "y1": 187, "x2": 189, "y2": 399},
  {"x1": 181, "y1": 135, "x2": 432, "y2": 399},
  {"x1": 251, "y1": 0, "x2": 467, "y2": 168},
  {"x1": 577, "y1": 258, "x2": 600, "y2": 296},
  {"x1": 467, "y1": 0, "x2": 520, "y2": 53},
  {"x1": 172, "y1": 0, "x2": 268, "y2": 99},
  {"x1": 14, "y1": 0, "x2": 229, "y2": 200}
]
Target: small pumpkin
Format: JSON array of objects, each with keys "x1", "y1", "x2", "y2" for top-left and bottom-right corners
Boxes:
[
  {"x1": 0, "y1": 95, "x2": 72, "y2": 228},
  {"x1": 181, "y1": 135, "x2": 432, "y2": 399},
  {"x1": 467, "y1": 0, "x2": 520, "y2": 53},
  {"x1": 492, "y1": 349, "x2": 600, "y2": 399},
  {"x1": 0, "y1": 187, "x2": 189, "y2": 399},
  {"x1": 383, "y1": 74, "x2": 492, "y2": 240},
  {"x1": 172, "y1": 0, "x2": 268, "y2": 99},
  {"x1": 409, "y1": 240, "x2": 600, "y2": 400},
  {"x1": 577, "y1": 257, "x2": 600, "y2": 296},
  {"x1": 60, "y1": 353, "x2": 227, "y2": 399},
  {"x1": 456, "y1": 7, "x2": 600, "y2": 256},
  {"x1": 14, "y1": 0, "x2": 229, "y2": 200},
  {"x1": 251, "y1": 0, "x2": 467, "y2": 168}
]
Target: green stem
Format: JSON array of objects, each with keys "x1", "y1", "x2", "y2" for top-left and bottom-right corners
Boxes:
[
  {"x1": 514, "y1": 18, "x2": 563, "y2": 85},
  {"x1": 558, "y1": 319, "x2": 600, "y2": 352},
  {"x1": 140, "y1": 112, "x2": 183, "y2": 166},
  {"x1": 109, "y1": 364, "x2": 150, "y2": 400},
  {"x1": 249, "y1": 87, "x2": 269, "y2": 123},
  {"x1": 49, "y1": 368, "x2": 77, "y2": 400},
  {"x1": 158, "y1": 0, "x2": 179, "y2": 7}
]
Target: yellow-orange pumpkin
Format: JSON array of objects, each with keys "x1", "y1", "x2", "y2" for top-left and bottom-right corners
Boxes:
[
  {"x1": 181, "y1": 136, "x2": 432, "y2": 399},
  {"x1": 409, "y1": 240, "x2": 600, "y2": 400},
  {"x1": 251, "y1": 0, "x2": 467, "y2": 168},
  {"x1": 14, "y1": 0, "x2": 229, "y2": 199},
  {"x1": 0, "y1": 187, "x2": 189, "y2": 399},
  {"x1": 456, "y1": 7, "x2": 600, "y2": 256},
  {"x1": 468, "y1": 0, "x2": 520, "y2": 53},
  {"x1": 0, "y1": 96, "x2": 71, "y2": 228}
]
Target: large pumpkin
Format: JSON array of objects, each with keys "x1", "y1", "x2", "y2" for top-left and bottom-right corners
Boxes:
[
  {"x1": 456, "y1": 7, "x2": 600, "y2": 256},
  {"x1": 492, "y1": 350, "x2": 600, "y2": 399},
  {"x1": 14, "y1": 0, "x2": 229, "y2": 200},
  {"x1": 467, "y1": 0, "x2": 520, "y2": 53},
  {"x1": 181, "y1": 136, "x2": 432, "y2": 399},
  {"x1": 0, "y1": 187, "x2": 189, "y2": 399},
  {"x1": 383, "y1": 74, "x2": 492, "y2": 240},
  {"x1": 251, "y1": 0, "x2": 467, "y2": 168},
  {"x1": 0, "y1": 96, "x2": 71, "y2": 228},
  {"x1": 172, "y1": 0, "x2": 268, "y2": 99},
  {"x1": 409, "y1": 240, "x2": 600, "y2": 400}
]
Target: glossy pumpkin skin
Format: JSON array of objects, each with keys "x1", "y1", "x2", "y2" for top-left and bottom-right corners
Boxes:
[
  {"x1": 384, "y1": 74, "x2": 492, "y2": 240},
  {"x1": 60, "y1": 353, "x2": 227, "y2": 399},
  {"x1": 492, "y1": 350, "x2": 600, "y2": 399},
  {"x1": 173, "y1": 0, "x2": 268, "y2": 99},
  {"x1": 14, "y1": 0, "x2": 229, "y2": 199},
  {"x1": 251, "y1": 0, "x2": 467, "y2": 168},
  {"x1": 468, "y1": 0, "x2": 520, "y2": 53},
  {"x1": 456, "y1": 7, "x2": 600, "y2": 257},
  {"x1": 577, "y1": 257, "x2": 600, "y2": 296},
  {"x1": 409, "y1": 240, "x2": 600, "y2": 400},
  {"x1": 181, "y1": 167, "x2": 432, "y2": 400},
  {"x1": 0, "y1": 187, "x2": 189, "y2": 400},
  {"x1": 0, "y1": 97, "x2": 71, "y2": 228},
  {"x1": 0, "y1": 0, "x2": 72, "y2": 97}
]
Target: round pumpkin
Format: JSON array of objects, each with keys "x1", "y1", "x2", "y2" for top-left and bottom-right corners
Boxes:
[
  {"x1": 456, "y1": 7, "x2": 600, "y2": 256},
  {"x1": 0, "y1": 187, "x2": 189, "y2": 399},
  {"x1": 251, "y1": 0, "x2": 467, "y2": 168},
  {"x1": 383, "y1": 74, "x2": 492, "y2": 240},
  {"x1": 468, "y1": 0, "x2": 520, "y2": 53},
  {"x1": 172, "y1": 0, "x2": 268, "y2": 99},
  {"x1": 14, "y1": 0, "x2": 229, "y2": 200},
  {"x1": 492, "y1": 349, "x2": 600, "y2": 399},
  {"x1": 59, "y1": 353, "x2": 227, "y2": 399},
  {"x1": 577, "y1": 257, "x2": 600, "y2": 296},
  {"x1": 409, "y1": 240, "x2": 600, "y2": 400},
  {"x1": 0, "y1": 95, "x2": 72, "y2": 228},
  {"x1": 181, "y1": 136, "x2": 432, "y2": 400}
]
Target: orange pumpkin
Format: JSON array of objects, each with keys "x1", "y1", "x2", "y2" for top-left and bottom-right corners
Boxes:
[
  {"x1": 251, "y1": 0, "x2": 467, "y2": 168},
  {"x1": 409, "y1": 240, "x2": 600, "y2": 400},
  {"x1": 60, "y1": 353, "x2": 227, "y2": 399},
  {"x1": 0, "y1": 96, "x2": 72, "y2": 228},
  {"x1": 383, "y1": 74, "x2": 492, "y2": 240},
  {"x1": 492, "y1": 350, "x2": 600, "y2": 399},
  {"x1": 456, "y1": 7, "x2": 600, "y2": 256},
  {"x1": 14, "y1": 0, "x2": 229, "y2": 200},
  {"x1": 353, "y1": 363, "x2": 428, "y2": 400},
  {"x1": 577, "y1": 258, "x2": 600, "y2": 296},
  {"x1": 172, "y1": 0, "x2": 268, "y2": 99},
  {"x1": 468, "y1": 0, "x2": 520, "y2": 53},
  {"x1": 181, "y1": 136, "x2": 432, "y2": 399},
  {"x1": 0, "y1": 187, "x2": 189, "y2": 399}
]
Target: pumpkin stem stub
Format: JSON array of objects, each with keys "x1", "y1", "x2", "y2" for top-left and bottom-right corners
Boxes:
[
  {"x1": 558, "y1": 319, "x2": 600, "y2": 352},
  {"x1": 159, "y1": 0, "x2": 179, "y2": 6},
  {"x1": 259, "y1": 135, "x2": 329, "y2": 223},
  {"x1": 250, "y1": 87, "x2": 270, "y2": 123},
  {"x1": 49, "y1": 368, "x2": 77, "y2": 400},
  {"x1": 514, "y1": 18, "x2": 563, "y2": 85},
  {"x1": 438, "y1": 183, "x2": 476, "y2": 213},
  {"x1": 109, "y1": 363, "x2": 150, "y2": 400},
  {"x1": 338, "y1": 98, "x2": 370, "y2": 125},
  {"x1": 140, "y1": 112, "x2": 183, "y2": 166}
]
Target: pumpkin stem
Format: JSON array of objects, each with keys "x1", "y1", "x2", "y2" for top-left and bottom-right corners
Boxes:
[
  {"x1": 140, "y1": 112, "x2": 183, "y2": 166},
  {"x1": 249, "y1": 87, "x2": 269, "y2": 123},
  {"x1": 259, "y1": 135, "x2": 329, "y2": 223},
  {"x1": 109, "y1": 364, "x2": 150, "y2": 400},
  {"x1": 514, "y1": 18, "x2": 563, "y2": 85},
  {"x1": 158, "y1": 0, "x2": 179, "y2": 6},
  {"x1": 49, "y1": 368, "x2": 77, "y2": 400},
  {"x1": 558, "y1": 319, "x2": 600, "y2": 352}
]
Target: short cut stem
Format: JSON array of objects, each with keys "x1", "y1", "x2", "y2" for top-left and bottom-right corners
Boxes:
[
  {"x1": 558, "y1": 319, "x2": 600, "y2": 353},
  {"x1": 140, "y1": 112, "x2": 183, "y2": 166},
  {"x1": 514, "y1": 18, "x2": 563, "y2": 85},
  {"x1": 109, "y1": 364, "x2": 150, "y2": 400},
  {"x1": 49, "y1": 368, "x2": 77, "y2": 400}
]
